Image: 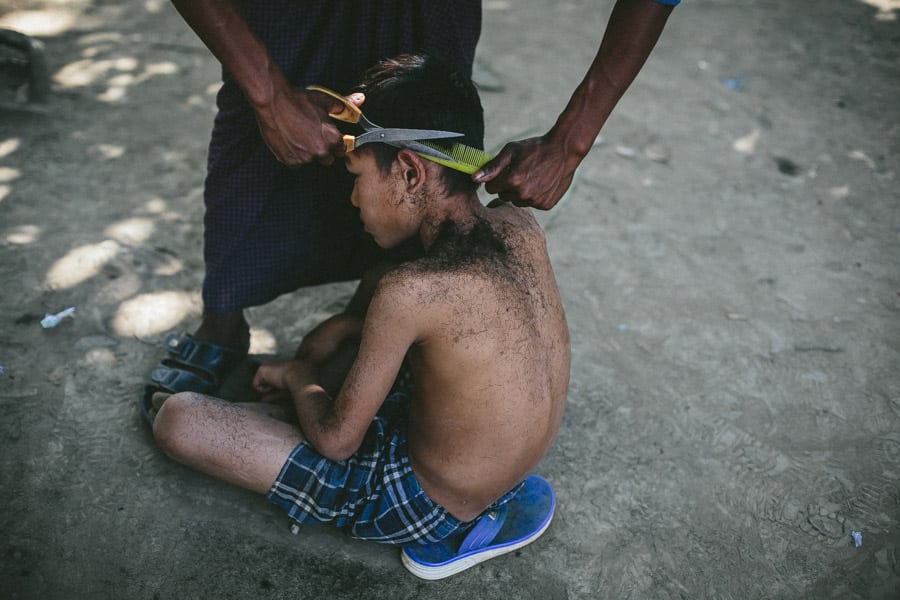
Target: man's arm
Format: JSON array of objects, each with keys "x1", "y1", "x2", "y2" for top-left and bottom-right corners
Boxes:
[
  {"x1": 169, "y1": 0, "x2": 347, "y2": 165},
  {"x1": 474, "y1": 0, "x2": 676, "y2": 209},
  {"x1": 254, "y1": 275, "x2": 421, "y2": 460}
]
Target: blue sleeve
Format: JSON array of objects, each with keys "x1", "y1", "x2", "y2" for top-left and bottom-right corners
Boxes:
[{"x1": 654, "y1": 0, "x2": 680, "y2": 5}]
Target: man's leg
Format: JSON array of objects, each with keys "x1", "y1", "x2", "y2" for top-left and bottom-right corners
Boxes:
[
  {"x1": 191, "y1": 312, "x2": 250, "y2": 356},
  {"x1": 153, "y1": 392, "x2": 302, "y2": 494}
]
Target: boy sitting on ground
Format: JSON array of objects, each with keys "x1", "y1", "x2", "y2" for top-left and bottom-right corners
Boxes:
[{"x1": 151, "y1": 53, "x2": 570, "y2": 579}]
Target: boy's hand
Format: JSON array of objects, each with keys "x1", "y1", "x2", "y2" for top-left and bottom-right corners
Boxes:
[
  {"x1": 253, "y1": 360, "x2": 307, "y2": 403},
  {"x1": 473, "y1": 135, "x2": 580, "y2": 211}
]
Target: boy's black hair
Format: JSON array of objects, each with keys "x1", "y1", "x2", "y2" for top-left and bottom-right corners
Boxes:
[{"x1": 352, "y1": 53, "x2": 484, "y2": 196}]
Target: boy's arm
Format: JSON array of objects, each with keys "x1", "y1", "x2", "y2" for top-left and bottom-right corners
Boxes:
[
  {"x1": 255, "y1": 275, "x2": 421, "y2": 460},
  {"x1": 474, "y1": 0, "x2": 675, "y2": 209},
  {"x1": 294, "y1": 261, "x2": 399, "y2": 363},
  {"x1": 169, "y1": 0, "x2": 348, "y2": 166}
]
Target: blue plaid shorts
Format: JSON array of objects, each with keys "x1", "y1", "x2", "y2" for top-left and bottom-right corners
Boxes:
[{"x1": 267, "y1": 389, "x2": 523, "y2": 545}]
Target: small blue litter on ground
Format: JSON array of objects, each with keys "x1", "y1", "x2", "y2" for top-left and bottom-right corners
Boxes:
[
  {"x1": 851, "y1": 530, "x2": 862, "y2": 548},
  {"x1": 722, "y1": 76, "x2": 744, "y2": 91},
  {"x1": 40, "y1": 306, "x2": 76, "y2": 329}
]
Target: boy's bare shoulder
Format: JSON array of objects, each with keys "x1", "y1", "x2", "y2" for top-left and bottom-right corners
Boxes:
[
  {"x1": 371, "y1": 261, "x2": 453, "y2": 312},
  {"x1": 486, "y1": 202, "x2": 547, "y2": 248},
  {"x1": 487, "y1": 199, "x2": 541, "y2": 227}
]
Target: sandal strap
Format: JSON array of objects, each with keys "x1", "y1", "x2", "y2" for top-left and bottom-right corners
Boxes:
[
  {"x1": 164, "y1": 333, "x2": 240, "y2": 382},
  {"x1": 149, "y1": 364, "x2": 218, "y2": 395},
  {"x1": 458, "y1": 503, "x2": 509, "y2": 554}
]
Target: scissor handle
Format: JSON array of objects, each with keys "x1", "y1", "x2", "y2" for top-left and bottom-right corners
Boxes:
[{"x1": 306, "y1": 85, "x2": 361, "y2": 124}]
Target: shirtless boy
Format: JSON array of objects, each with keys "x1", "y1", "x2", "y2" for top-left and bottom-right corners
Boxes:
[{"x1": 151, "y1": 53, "x2": 570, "y2": 579}]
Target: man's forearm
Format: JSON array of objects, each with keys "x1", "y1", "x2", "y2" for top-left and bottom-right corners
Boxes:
[
  {"x1": 170, "y1": 0, "x2": 285, "y2": 108},
  {"x1": 549, "y1": 0, "x2": 674, "y2": 157}
]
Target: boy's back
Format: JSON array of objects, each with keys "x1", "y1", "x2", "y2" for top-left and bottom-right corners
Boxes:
[{"x1": 369, "y1": 203, "x2": 570, "y2": 521}]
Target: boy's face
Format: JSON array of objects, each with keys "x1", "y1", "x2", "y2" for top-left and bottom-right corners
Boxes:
[{"x1": 345, "y1": 150, "x2": 419, "y2": 249}]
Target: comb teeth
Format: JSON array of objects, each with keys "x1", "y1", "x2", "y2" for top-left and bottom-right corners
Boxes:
[{"x1": 417, "y1": 141, "x2": 493, "y2": 174}]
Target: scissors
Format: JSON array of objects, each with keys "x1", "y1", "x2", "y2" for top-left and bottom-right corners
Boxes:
[{"x1": 306, "y1": 85, "x2": 463, "y2": 157}]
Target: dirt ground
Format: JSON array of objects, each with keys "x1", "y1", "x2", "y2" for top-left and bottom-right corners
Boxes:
[{"x1": 1, "y1": 1, "x2": 899, "y2": 598}]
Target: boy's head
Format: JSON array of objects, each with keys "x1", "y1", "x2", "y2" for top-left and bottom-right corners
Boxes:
[{"x1": 351, "y1": 53, "x2": 485, "y2": 197}]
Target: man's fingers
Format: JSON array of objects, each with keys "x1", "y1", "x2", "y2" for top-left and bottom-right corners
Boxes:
[
  {"x1": 306, "y1": 89, "x2": 365, "y2": 121},
  {"x1": 269, "y1": 133, "x2": 344, "y2": 167},
  {"x1": 305, "y1": 88, "x2": 344, "y2": 114},
  {"x1": 346, "y1": 92, "x2": 365, "y2": 107},
  {"x1": 473, "y1": 150, "x2": 513, "y2": 183}
]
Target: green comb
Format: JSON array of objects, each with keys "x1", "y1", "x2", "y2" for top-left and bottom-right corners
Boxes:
[{"x1": 415, "y1": 141, "x2": 493, "y2": 175}]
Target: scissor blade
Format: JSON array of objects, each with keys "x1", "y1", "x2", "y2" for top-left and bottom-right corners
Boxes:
[
  {"x1": 389, "y1": 141, "x2": 455, "y2": 161},
  {"x1": 354, "y1": 128, "x2": 463, "y2": 147}
]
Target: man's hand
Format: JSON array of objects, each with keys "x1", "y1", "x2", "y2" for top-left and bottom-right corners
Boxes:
[
  {"x1": 254, "y1": 87, "x2": 362, "y2": 167},
  {"x1": 169, "y1": 0, "x2": 354, "y2": 167},
  {"x1": 474, "y1": 135, "x2": 581, "y2": 210},
  {"x1": 474, "y1": 0, "x2": 675, "y2": 210}
]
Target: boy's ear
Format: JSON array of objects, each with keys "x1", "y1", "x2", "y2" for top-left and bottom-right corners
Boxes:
[{"x1": 395, "y1": 149, "x2": 427, "y2": 191}]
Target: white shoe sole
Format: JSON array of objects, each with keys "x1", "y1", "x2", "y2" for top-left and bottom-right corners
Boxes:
[{"x1": 400, "y1": 511, "x2": 554, "y2": 580}]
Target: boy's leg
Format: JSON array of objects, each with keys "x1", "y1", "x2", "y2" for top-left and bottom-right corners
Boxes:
[{"x1": 153, "y1": 392, "x2": 303, "y2": 494}]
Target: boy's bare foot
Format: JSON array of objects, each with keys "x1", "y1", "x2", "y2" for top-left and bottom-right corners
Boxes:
[{"x1": 146, "y1": 391, "x2": 172, "y2": 422}]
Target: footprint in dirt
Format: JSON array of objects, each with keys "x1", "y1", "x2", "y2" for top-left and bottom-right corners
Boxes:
[{"x1": 798, "y1": 505, "x2": 846, "y2": 542}]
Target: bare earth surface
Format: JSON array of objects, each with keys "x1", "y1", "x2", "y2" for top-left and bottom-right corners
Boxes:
[{"x1": 1, "y1": 1, "x2": 899, "y2": 598}]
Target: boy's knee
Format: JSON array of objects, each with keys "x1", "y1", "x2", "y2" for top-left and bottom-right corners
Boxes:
[{"x1": 152, "y1": 391, "x2": 198, "y2": 457}]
